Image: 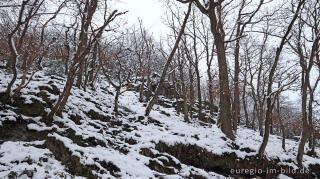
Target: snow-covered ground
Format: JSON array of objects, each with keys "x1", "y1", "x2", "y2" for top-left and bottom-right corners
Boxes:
[
  {"x1": 0, "y1": 141, "x2": 78, "y2": 178},
  {"x1": 0, "y1": 70, "x2": 320, "y2": 178}
]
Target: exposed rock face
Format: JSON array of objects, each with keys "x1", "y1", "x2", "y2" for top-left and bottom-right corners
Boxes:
[
  {"x1": 21, "y1": 101, "x2": 45, "y2": 117},
  {"x1": 38, "y1": 84, "x2": 60, "y2": 96},
  {"x1": 86, "y1": 109, "x2": 111, "y2": 122},
  {"x1": 140, "y1": 148, "x2": 182, "y2": 175},
  {"x1": 0, "y1": 120, "x2": 48, "y2": 142},
  {"x1": 155, "y1": 142, "x2": 320, "y2": 178},
  {"x1": 45, "y1": 136, "x2": 97, "y2": 179}
]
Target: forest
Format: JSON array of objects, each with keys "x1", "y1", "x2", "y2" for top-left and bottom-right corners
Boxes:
[{"x1": 0, "y1": 0, "x2": 319, "y2": 178}]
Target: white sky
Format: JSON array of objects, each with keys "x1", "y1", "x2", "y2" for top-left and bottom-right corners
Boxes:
[{"x1": 114, "y1": 0, "x2": 167, "y2": 39}]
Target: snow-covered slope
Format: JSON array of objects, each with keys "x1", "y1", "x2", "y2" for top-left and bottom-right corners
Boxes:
[{"x1": 0, "y1": 70, "x2": 320, "y2": 178}]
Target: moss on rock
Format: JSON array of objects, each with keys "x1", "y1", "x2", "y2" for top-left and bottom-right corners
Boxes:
[
  {"x1": 22, "y1": 101, "x2": 44, "y2": 117},
  {"x1": 86, "y1": 109, "x2": 111, "y2": 122}
]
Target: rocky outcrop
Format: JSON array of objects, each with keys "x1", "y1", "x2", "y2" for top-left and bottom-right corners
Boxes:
[
  {"x1": 0, "y1": 119, "x2": 48, "y2": 142},
  {"x1": 155, "y1": 142, "x2": 320, "y2": 178},
  {"x1": 45, "y1": 136, "x2": 97, "y2": 179}
]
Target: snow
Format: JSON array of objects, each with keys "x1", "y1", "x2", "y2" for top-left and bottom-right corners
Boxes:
[
  {"x1": 48, "y1": 132, "x2": 155, "y2": 178},
  {"x1": 0, "y1": 70, "x2": 320, "y2": 178},
  {"x1": 277, "y1": 174, "x2": 293, "y2": 179},
  {"x1": 0, "y1": 141, "x2": 78, "y2": 179},
  {"x1": 27, "y1": 123, "x2": 53, "y2": 132}
]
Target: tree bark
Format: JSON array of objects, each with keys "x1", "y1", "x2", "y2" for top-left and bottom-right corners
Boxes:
[
  {"x1": 214, "y1": 32, "x2": 234, "y2": 140},
  {"x1": 76, "y1": 61, "x2": 83, "y2": 88},
  {"x1": 195, "y1": 65, "x2": 203, "y2": 120},
  {"x1": 179, "y1": 63, "x2": 189, "y2": 122},
  {"x1": 188, "y1": 64, "x2": 194, "y2": 119},
  {"x1": 206, "y1": 1, "x2": 234, "y2": 140},
  {"x1": 207, "y1": 67, "x2": 214, "y2": 115},
  {"x1": 252, "y1": 103, "x2": 257, "y2": 130},
  {"x1": 139, "y1": 74, "x2": 145, "y2": 102},
  {"x1": 233, "y1": 37, "x2": 240, "y2": 132},
  {"x1": 242, "y1": 71, "x2": 249, "y2": 127},
  {"x1": 114, "y1": 86, "x2": 120, "y2": 116},
  {"x1": 277, "y1": 95, "x2": 286, "y2": 151},
  {"x1": 306, "y1": 38, "x2": 319, "y2": 155},
  {"x1": 297, "y1": 71, "x2": 309, "y2": 167}
]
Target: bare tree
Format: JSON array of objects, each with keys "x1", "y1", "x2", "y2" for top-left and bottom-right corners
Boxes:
[
  {"x1": 258, "y1": 0, "x2": 305, "y2": 159},
  {"x1": 2, "y1": 0, "x2": 43, "y2": 103},
  {"x1": 230, "y1": 0, "x2": 266, "y2": 133},
  {"x1": 164, "y1": 3, "x2": 191, "y2": 122},
  {"x1": 145, "y1": 2, "x2": 192, "y2": 117},
  {"x1": 287, "y1": 0, "x2": 320, "y2": 166},
  {"x1": 12, "y1": 1, "x2": 67, "y2": 98},
  {"x1": 46, "y1": 0, "x2": 126, "y2": 120},
  {"x1": 177, "y1": 0, "x2": 236, "y2": 139},
  {"x1": 97, "y1": 35, "x2": 133, "y2": 116},
  {"x1": 197, "y1": 16, "x2": 216, "y2": 116}
]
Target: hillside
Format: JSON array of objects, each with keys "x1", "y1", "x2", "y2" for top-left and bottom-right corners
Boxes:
[{"x1": 0, "y1": 70, "x2": 320, "y2": 179}]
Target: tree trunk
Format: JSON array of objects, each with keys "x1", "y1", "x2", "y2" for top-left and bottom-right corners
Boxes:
[
  {"x1": 258, "y1": 93, "x2": 272, "y2": 158},
  {"x1": 307, "y1": 83, "x2": 315, "y2": 154},
  {"x1": 277, "y1": 94, "x2": 286, "y2": 151},
  {"x1": 205, "y1": 3, "x2": 235, "y2": 139},
  {"x1": 214, "y1": 32, "x2": 234, "y2": 140},
  {"x1": 179, "y1": 64, "x2": 189, "y2": 122},
  {"x1": 172, "y1": 72, "x2": 180, "y2": 115},
  {"x1": 281, "y1": 120, "x2": 286, "y2": 151},
  {"x1": 297, "y1": 71, "x2": 309, "y2": 167},
  {"x1": 3, "y1": 36, "x2": 18, "y2": 103},
  {"x1": 56, "y1": 80, "x2": 73, "y2": 116},
  {"x1": 76, "y1": 61, "x2": 83, "y2": 88},
  {"x1": 21, "y1": 57, "x2": 27, "y2": 71},
  {"x1": 139, "y1": 74, "x2": 145, "y2": 102},
  {"x1": 65, "y1": 57, "x2": 69, "y2": 75},
  {"x1": 207, "y1": 67, "x2": 214, "y2": 115},
  {"x1": 195, "y1": 65, "x2": 203, "y2": 120},
  {"x1": 64, "y1": 29, "x2": 70, "y2": 75},
  {"x1": 88, "y1": 42, "x2": 97, "y2": 85},
  {"x1": 252, "y1": 103, "x2": 257, "y2": 130},
  {"x1": 114, "y1": 86, "x2": 120, "y2": 116},
  {"x1": 189, "y1": 65, "x2": 194, "y2": 119},
  {"x1": 146, "y1": 61, "x2": 152, "y2": 100},
  {"x1": 46, "y1": 71, "x2": 76, "y2": 120},
  {"x1": 270, "y1": 115, "x2": 273, "y2": 135},
  {"x1": 242, "y1": 77, "x2": 249, "y2": 127},
  {"x1": 258, "y1": 104, "x2": 264, "y2": 136},
  {"x1": 233, "y1": 37, "x2": 240, "y2": 133},
  {"x1": 83, "y1": 59, "x2": 88, "y2": 91}
]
